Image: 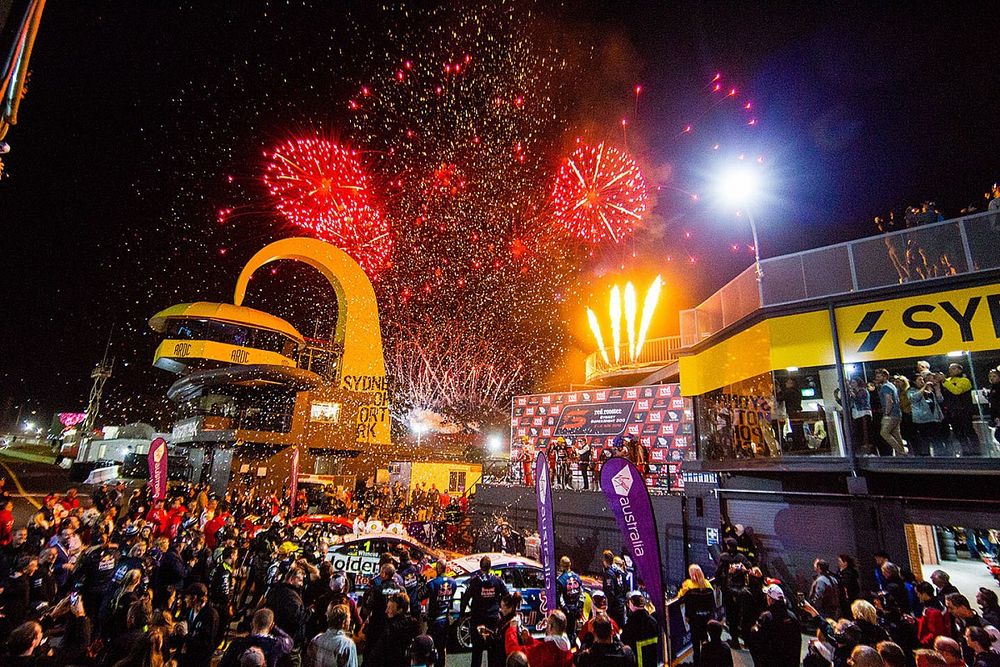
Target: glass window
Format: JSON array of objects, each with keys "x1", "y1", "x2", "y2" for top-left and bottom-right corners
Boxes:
[
  {"x1": 448, "y1": 471, "x2": 467, "y2": 493},
  {"x1": 167, "y1": 319, "x2": 207, "y2": 340},
  {"x1": 310, "y1": 402, "x2": 342, "y2": 424},
  {"x1": 519, "y1": 567, "x2": 546, "y2": 590},
  {"x1": 849, "y1": 350, "x2": 1000, "y2": 458},
  {"x1": 696, "y1": 366, "x2": 844, "y2": 461}
]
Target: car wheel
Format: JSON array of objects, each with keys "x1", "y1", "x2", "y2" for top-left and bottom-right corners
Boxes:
[{"x1": 451, "y1": 617, "x2": 474, "y2": 652}]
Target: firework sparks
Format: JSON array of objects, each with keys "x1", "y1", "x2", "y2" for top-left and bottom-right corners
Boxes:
[
  {"x1": 551, "y1": 142, "x2": 648, "y2": 244},
  {"x1": 263, "y1": 136, "x2": 392, "y2": 275}
]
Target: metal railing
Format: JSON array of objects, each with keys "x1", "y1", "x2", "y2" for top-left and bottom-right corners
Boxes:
[
  {"x1": 680, "y1": 209, "x2": 1000, "y2": 347},
  {"x1": 584, "y1": 335, "x2": 684, "y2": 382}
]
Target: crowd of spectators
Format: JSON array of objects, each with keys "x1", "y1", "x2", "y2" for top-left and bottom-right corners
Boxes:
[
  {"x1": 0, "y1": 478, "x2": 474, "y2": 666},
  {"x1": 679, "y1": 521, "x2": 1000, "y2": 667},
  {"x1": 839, "y1": 359, "x2": 1000, "y2": 458}
]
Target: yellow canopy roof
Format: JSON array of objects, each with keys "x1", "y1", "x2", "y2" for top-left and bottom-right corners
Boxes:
[{"x1": 148, "y1": 302, "x2": 305, "y2": 343}]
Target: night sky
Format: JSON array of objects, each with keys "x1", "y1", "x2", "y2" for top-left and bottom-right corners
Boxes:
[{"x1": 2, "y1": 1, "x2": 998, "y2": 426}]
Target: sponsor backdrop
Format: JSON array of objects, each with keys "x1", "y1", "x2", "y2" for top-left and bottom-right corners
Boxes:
[{"x1": 511, "y1": 384, "x2": 694, "y2": 489}]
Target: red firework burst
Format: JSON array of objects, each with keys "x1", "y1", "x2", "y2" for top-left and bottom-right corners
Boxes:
[
  {"x1": 263, "y1": 136, "x2": 392, "y2": 275},
  {"x1": 550, "y1": 142, "x2": 648, "y2": 244},
  {"x1": 264, "y1": 136, "x2": 377, "y2": 232}
]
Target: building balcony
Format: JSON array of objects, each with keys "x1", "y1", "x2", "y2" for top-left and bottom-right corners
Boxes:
[
  {"x1": 584, "y1": 335, "x2": 684, "y2": 384},
  {"x1": 681, "y1": 209, "x2": 1000, "y2": 347}
]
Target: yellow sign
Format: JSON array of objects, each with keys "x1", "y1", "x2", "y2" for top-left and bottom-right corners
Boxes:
[
  {"x1": 679, "y1": 310, "x2": 834, "y2": 395},
  {"x1": 836, "y1": 283, "x2": 1000, "y2": 363}
]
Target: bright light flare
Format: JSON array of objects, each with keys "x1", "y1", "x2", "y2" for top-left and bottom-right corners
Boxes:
[
  {"x1": 716, "y1": 165, "x2": 761, "y2": 204},
  {"x1": 587, "y1": 308, "x2": 609, "y2": 365},
  {"x1": 624, "y1": 282, "x2": 637, "y2": 363},
  {"x1": 609, "y1": 285, "x2": 622, "y2": 364},
  {"x1": 635, "y1": 275, "x2": 663, "y2": 359}
]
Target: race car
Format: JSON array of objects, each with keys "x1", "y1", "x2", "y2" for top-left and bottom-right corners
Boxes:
[
  {"x1": 323, "y1": 524, "x2": 464, "y2": 593},
  {"x1": 446, "y1": 553, "x2": 600, "y2": 651}
]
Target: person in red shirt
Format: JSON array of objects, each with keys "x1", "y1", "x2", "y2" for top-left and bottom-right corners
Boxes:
[
  {"x1": 577, "y1": 591, "x2": 621, "y2": 649},
  {"x1": 0, "y1": 498, "x2": 14, "y2": 545},
  {"x1": 505, "y1": 610, "x2": 575, "y2": 667},
  {"x1": 166, "y1": 497, "x2": 186, "y2": 538},
  {"x1": 146, "y1": 499, "x2": 172, "y2": 538},
  {"x1": 203, "y1": 503, "x2": 230, "y2": 550},
  {"x1": 60, "y1": 487, "x2": 81, "y2": 512},
  {"x1": 915, "y1": 580, "x2": 951, "y2": 647}
]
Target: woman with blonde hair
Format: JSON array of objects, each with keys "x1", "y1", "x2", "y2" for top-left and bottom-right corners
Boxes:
[
  {"x1": 851, "y1": 599, "x2": 890, "y2": 647},
  {"x1": 112, "y1": 627, "x2": 167, "y2": 667},
  {"x1": 679, "y1": 564, "x2": 716, "y2": 663}
]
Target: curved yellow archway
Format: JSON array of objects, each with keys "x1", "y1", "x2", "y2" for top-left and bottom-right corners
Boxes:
[{"x1": 234, "y1": 237, "x2": 390, "y2": 446}]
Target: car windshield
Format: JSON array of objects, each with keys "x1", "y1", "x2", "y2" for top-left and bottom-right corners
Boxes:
[{"x1": 519, "y1": 568, "x2": 546, "y2": 589}]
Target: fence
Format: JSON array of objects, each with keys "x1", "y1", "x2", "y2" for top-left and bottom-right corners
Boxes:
[{"x1": 584, "y1": 335, "x2": 684, "y2": 382}]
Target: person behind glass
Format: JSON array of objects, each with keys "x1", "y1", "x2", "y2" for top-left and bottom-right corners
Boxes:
[
  {"x1": 874, "y1": 368, "x2": 908, "y2": 455},
  {"x1": 894, "y1": 375, "x2": 917, "y2": 448},
  {"x1": 780, "y1": 377, "x2": 806, "y2": 451},
  {"x1": 849, "y1": 378, "x2": 875, "y2": 455},
  {"x1": 573, "y1": 437, "x2": 592, "y2": 490},
  {"x1": 941, "y1": 363, "x2": 980, "y2": 456},
  {"x1": 984, "y1": 368, "x2": 1000, "y2": 449},
  {"x1": 908, "y1": 373, "x2": 945, "y2": 456}
]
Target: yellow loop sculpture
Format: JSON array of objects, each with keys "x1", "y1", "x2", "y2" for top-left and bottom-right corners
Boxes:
[{"x1": 234, "y1": 237, "x2": 391, "y2": 447}]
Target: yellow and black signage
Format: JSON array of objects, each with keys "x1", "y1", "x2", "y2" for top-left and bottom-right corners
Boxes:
[{"x1": 836, "y1": 284, "x2": 1000, "y2": 362}]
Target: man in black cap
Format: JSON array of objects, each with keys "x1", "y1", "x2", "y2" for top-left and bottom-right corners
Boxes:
[
  {"x1": 620, "y1": 591, "x2": 659, "y2": 667},
  {"x1": 182, "y1": 582, "x2": 220, "y2": 667}
]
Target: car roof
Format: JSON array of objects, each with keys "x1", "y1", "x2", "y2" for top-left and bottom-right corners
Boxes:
[
  {"x1": 331, "y1": 531, "x2": 454, "y2": 561},
  {"x1": 451, "y1": 552, "x2": 543, "y2": 571}
]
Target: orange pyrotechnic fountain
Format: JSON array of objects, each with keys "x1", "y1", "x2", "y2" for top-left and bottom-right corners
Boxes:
[{"x1": 587, "y1": 275, "x2": 663, "y2": 366}]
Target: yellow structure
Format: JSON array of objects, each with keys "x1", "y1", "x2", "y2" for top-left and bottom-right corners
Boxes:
[
  {"x1": 150, "y1": 302, "x2": 304, "y2": 372},
  {"x1": 234, "y1": 238, "x2": 391, "y2": 447},
  {"x1": 149, "y1": 238, "x2": 393, "y2": 493},
  {"x1": 390, "y1": 461, "x2": 483, "y2": 496},
  {"x1": 678, "y1": 310, "x2": 834, "y2": 396}
]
